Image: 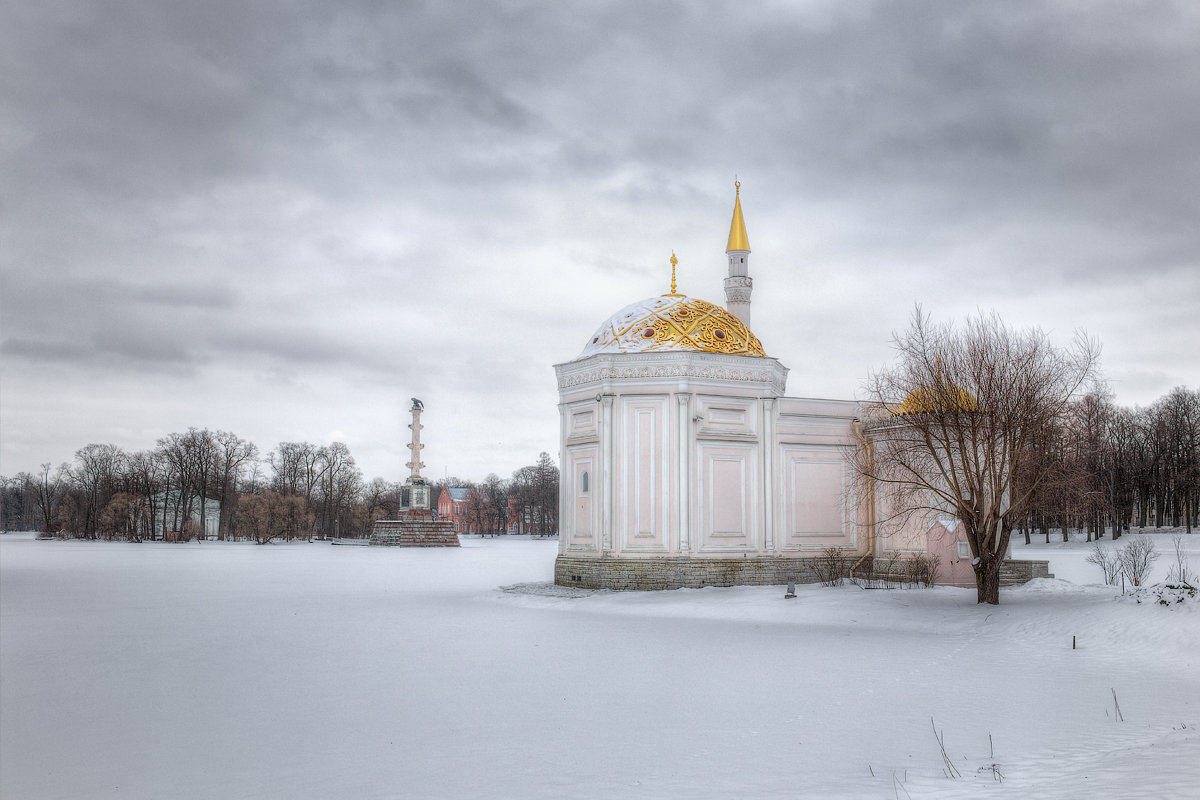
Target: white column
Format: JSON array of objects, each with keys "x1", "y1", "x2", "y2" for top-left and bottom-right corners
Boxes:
[
  {"x1": 557, "y1": 402, "x2": 568, "y2": 554},
  {"x1": 761, "y1": 398, "x2": 776, "y2": 553},
  {"x1": 600, "y1": 394, "x2": 615, "y2": 553},
  {"x1": 676, "y1": 393, "x2": 692, "y2": 553}
]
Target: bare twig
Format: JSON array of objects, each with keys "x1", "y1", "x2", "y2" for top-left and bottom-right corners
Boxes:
[{"x1": 931, "y1": 717, "x2": 961, "y2": 778}]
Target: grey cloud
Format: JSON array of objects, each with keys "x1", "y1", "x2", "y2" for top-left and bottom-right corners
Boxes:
[
  {"x1": 132, "y1": 283, "x2": 237, "y2": 309},
  {"x1": 1, "y1": 0, "x2": 1197, "y2": 478},
  {"x1": 1, "y1": 338, "x2": 94, "y2": 363},
  {"x1": 2, "y1": 333, "x2": 203, "y2": 373}
]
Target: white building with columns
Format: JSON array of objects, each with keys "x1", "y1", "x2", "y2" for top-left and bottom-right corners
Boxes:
[{"x1": 553, "y1": 186, "x2": 873, "y2": 589}]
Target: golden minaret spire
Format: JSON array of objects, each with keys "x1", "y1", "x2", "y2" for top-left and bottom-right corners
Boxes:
[{"x1": 725, "y1": 180, "x2": 751, "y2": 253}]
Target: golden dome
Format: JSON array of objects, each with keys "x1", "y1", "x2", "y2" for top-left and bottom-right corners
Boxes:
[
  {"x1": 578, "y1": 295, "x2": 767, "y2": 359},
  {"x1": 892, "y1": 383, "x2": 980, "y2": 416}
]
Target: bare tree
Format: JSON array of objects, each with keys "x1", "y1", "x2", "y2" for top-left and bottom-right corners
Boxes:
[
  {"x1": 481, "y1": 474, "x2": 509, "y2": 534},
  {"x1": 353, "y1": 477, "x2": 394, "y2": 536},
  {"x1": 462, "y1": 483, "x2": 490, "y2": 535},
  {"x1": 511, "y1": 454, "x2": 560, "y2": 537},
  {"x1": 234, "y1": 490, "x2": 315, "y2": 544},
  {"x1": 314, "y1": 442, "x2": 361, "y2": 539},
  {"x1": 1156, "y1": 387, "x2": 1199, "y2": 532},
  {"x1": 34, "y1": 462, "x2": 68, "y2": 533},
  {"x1": 269, "y1": 441, "x2": 324, "y2": 501},
  {"x1": 70, "y1": 444, "x2": 124, "y2": 536},
  {"x1": 858, "y1": 307, "x2": 1100, "y2": 604},
  {"x1": 123, "y1": 450, "x2": 167, "y2": 540},
  {"x1": 156, "y1": 431, "x2": 200, "y2": 538},
  {"x1": 215, "y1": 431, "x2": 258, "y2": 540},
  {"x1": 99, "y1": 492, "x2": 147, "y2": 541},
  {"x1": 0, "y1": 472, "x2": 42, "y2": 531}
]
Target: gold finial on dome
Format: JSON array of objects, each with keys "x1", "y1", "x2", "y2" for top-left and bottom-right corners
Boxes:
[
  {"x1": 726, "y1": 180, "x2": 750, "y2": 253},
  {"x1": 664, "y1": 251, "x2": 684, "y2": 296}
]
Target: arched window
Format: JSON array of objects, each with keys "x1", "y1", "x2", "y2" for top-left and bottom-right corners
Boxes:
[{"x1": 580, "y1": 471, "x2": 589, "y2": 493}]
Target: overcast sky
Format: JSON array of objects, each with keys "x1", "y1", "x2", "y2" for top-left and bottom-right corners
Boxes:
[{"x1": 2, "y1": 1, "x2": 1198, "y2": 484}]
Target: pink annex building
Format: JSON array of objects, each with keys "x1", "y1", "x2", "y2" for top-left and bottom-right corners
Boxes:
[{"x1": 553, "y1": 185, "x2": 1044, "y2": 590}]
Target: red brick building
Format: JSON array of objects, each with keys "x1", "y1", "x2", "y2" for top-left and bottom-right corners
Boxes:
[{"x1": 437, "y1": 486, "x2": 481, "y2": 534}]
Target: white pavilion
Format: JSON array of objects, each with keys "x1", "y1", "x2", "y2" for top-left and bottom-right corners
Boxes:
[
  {"x1": 553, "y1": 185, "x2": 1052, "y2": 590},
  {"x1": 554, "y1": 185, "x2": 874, "y2": 589}
]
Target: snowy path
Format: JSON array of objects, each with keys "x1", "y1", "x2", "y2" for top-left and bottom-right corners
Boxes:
[{"x1": 2, "y1": 533, "x2": 1197, "y2": 799}]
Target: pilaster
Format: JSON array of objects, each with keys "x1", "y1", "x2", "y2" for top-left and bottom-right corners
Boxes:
[
  {"x1": 599, "y1": 393, "x2": 615, "y2": 553},
  {"x1": 676, "y1": 393, "x2": 692, "y2": 552},
  {"x1": 761, "y1": 397, "x2": 776, "y2": 551}
]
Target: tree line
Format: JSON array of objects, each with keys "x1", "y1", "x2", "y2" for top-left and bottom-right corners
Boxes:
[
  {"x1": 1020, "y1": 385, "x2": 1199, "y2": 542},
  {"x1": 0, "y1": 429, "x2": 560, "y2": 543},
  {"x1": 436, "y1": 451, "x2": 560, "y2": 537}
]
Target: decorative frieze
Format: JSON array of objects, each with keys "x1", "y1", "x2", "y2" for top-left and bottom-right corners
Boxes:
[{"x1": 555, "y1": 352, "x2": 788, "y2": 397}]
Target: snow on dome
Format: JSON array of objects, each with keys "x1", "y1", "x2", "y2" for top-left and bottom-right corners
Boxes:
[{"x1": 577, "y1": 295, "x2": 766, "y2": 359}]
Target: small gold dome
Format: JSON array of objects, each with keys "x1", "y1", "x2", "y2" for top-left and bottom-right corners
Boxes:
[
  {"x1": 579, "y1": 295, "x2": 766, "y2": 359},
  {"x1": 892, "y1": 383, "x2": 980, "y2": 416}
]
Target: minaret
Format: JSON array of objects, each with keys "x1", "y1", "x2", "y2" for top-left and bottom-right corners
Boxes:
[{"x1": 723, "y1": 181, "x2": 752, "y2": 327}]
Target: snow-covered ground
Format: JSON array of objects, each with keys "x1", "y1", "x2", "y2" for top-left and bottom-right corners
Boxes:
[{"x1": 2, "y1": 531, "x2": 1197, "y2": 799}]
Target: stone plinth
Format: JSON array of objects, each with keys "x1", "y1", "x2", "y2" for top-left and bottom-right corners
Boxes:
[
  {"x1": 556, "y1": 555, "x2": 822, "y2": 590},
  {"x1": 555, "y1": 555, "x2": 1052, "y2": 590},
  {"x1": 370, "y1": 511, "x2": 460, "y2": 547}
]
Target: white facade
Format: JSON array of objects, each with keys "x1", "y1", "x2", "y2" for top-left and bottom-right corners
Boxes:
[{"x1": 554, "y1": 351, "x2": 867, "y2": 568}]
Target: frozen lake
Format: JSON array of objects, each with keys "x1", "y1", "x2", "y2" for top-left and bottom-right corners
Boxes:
[{"x1": 2, "y1": 531, "x2": 1197, "y2": 799}]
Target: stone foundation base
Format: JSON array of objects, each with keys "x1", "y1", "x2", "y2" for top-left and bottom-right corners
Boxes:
[
  {"x1": 370, "y1": 515, "x2": 460, "y2": 547},
  {"x1": 556, "y1": 555, "x2": 823, "y2": 590},
  {"x1": 555, "y1": 554, "x2": 1052, "y2": 590}
]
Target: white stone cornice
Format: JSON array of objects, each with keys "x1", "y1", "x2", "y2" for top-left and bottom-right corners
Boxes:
[{"x1": 554, "y1": 352, "x2": 789, "y2": 397}]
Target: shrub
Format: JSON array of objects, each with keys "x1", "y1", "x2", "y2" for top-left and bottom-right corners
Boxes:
[
  {"x1": 813, "y1": 547, "x2": 851, "y2": 587},
  {"x1": 1086, "y1": 544, "x2": 1121, "y2": 585},
  {"x1": 1167, "y1": 536, "x2": 1195, "y2": 587},
  {"x1": 1117, "y1": 538, "x2": 1158, "y2": 587}
]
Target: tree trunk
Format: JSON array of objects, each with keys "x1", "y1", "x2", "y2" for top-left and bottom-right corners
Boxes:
[{"x1": 975, "y1": 557, "x2": 1001, "y2": 604}]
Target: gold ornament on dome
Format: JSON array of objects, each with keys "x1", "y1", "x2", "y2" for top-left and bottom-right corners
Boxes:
[{"x1": 578, "y1": 294, "x2": 767, "y2": 358}]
